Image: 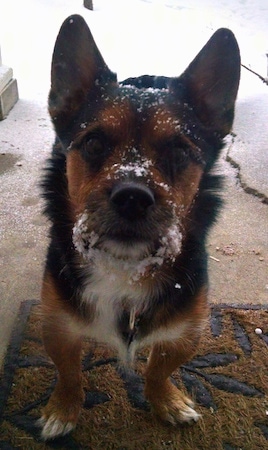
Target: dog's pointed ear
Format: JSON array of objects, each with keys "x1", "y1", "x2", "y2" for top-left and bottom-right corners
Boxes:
[
  {"x1": 171, "y1": 28, "x2": 240, "y2": 137},
  {"x1": 49, "y1": 15, "x2": 117, "y2": 126}
]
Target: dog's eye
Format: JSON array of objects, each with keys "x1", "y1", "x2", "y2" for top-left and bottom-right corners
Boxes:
[
  {"x1": 158, "y1": 146, "x2": 190, "y2": 181},
  {"x1": 84, "y1": 136, "x2": 105, "y2": 156},
  {"x1": 82, "y1": 135, "x2": 109, "y2": 170},
  {"x1": 172, "y1": 147, "x2": 189, "y2": 167},
  {"x1": 170, "y1": 147, "x2": 189, "y2": 175}
]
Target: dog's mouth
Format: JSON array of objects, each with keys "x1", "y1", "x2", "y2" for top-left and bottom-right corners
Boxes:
[{"x1": 72, "y1": 211, "x2": 182, "y2": 274}]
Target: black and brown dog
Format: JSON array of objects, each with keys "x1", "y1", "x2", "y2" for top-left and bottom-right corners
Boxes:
[{"x1": 39, "y1": 15, "x2": 240, "y2": 440}]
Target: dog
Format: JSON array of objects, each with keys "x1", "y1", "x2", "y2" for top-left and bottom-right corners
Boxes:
[{"x1": 39, "y1": 14, "x2": 240, "y2": 440}]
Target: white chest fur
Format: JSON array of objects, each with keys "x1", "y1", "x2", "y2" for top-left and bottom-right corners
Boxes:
[
  {"x1": 79, "y1": 253, "x2": 150, "y2": 362},
  {"x1": 71, "y1": 213, "x2": 186, "y2": 362},
  {"x1": 73, "y1": 253, "x2": 189, "y2": 364}
]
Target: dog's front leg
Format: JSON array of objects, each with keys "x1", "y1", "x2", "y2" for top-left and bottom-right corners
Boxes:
[
  {"x1": 144, "y1": 336, "x2": 201, "y2": 425},
  {"x1": 38, "y1": 312, "x2": 84, "y2": 440}
]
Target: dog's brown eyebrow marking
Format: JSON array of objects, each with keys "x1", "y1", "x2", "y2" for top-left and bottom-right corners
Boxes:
[
  {"x1": 138, "y1": 105, "x2": 204, "y2": 164},
  {"x1": 96, "y1": 93, "x2": 178, "y2": 139},
  {"x1": 146, "y1": 107, "x2": 181, "y2": 133},
  {"x1": 98, "y1": 102, "x2": 134, "y2": 131},
  {"x1": 69, "y1": 100, "x2": 136, "y2": 148},
  {"x1": 141, "y1": 105, "x2": 184, "y2": 144},
  {"x1": 75, "y1": 98, "x2": 137, "y2": 144}
]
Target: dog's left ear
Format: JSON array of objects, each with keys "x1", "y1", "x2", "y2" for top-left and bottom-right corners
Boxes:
[
  {"x1": 171, "y1": 28, "x2": 240, "y2": 137},
  {"x1": 49, "y1": 15, "x2": 116, "y2": 127}
]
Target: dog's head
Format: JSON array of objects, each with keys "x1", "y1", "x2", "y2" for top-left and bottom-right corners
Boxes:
[{"x1": 48, "y1": 15, "x2": 240, "y2": 273}]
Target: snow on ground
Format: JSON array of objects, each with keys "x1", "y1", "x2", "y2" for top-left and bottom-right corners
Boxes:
[{"x1": 0, "y1": 0, "x2": 267, "y2": 102}]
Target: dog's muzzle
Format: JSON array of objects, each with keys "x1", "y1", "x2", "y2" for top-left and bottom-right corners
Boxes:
[
  {"x1": 72, "y1": 176, "x2": 182, "y2": 265},
  {"x1": 110, "y1": 182, "x2": 155, "y2": 221}
]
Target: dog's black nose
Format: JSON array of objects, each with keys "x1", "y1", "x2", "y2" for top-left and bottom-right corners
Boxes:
[{"x1": 110, "y1": 182, "x2": 155, "y2": 220}]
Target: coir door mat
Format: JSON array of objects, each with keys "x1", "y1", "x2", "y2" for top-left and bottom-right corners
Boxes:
[{"x1": 0, "y1": 300, "x2": 268, "y2": 450}]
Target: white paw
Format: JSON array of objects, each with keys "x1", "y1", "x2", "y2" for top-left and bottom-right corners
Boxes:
[
  {"x1": 179, "y1": 404, "x2": 201, "y2": 424},
  {"x1": 164, "y1": 400, "x2": 201, "y2": 425},
  {"x1": 37, "y1": 415, "x2": 75, "y2": 440}
]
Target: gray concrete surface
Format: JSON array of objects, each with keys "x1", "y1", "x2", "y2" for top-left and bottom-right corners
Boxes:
[
  {"x1": 0, "y1": 83, "x2": 267, "y2": 367},
  {"x1": 228, "y1": 72, "x2": 268, "y2": 203},
  {"x1": 0, "y1": 99, "x2": 51, "y2": 367}
]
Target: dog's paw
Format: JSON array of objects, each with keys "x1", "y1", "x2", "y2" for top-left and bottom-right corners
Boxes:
[
  {"x1": 37, "y1": 384, "x2": 84, "y2": 440},
  {"x1": 160, "y1": 396, "x2": 200, "y2": 426},
  {"x1": 145, "y1": 381, "x2": 201, "y2": 426},
  {"x1": 37, "y1": 414, "x2": 76, "y2": 440}
]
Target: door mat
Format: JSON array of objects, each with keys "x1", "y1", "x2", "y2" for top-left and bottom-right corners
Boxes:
[{"x1": 0, "y1": 300, "x2": 268, "y2": 450}]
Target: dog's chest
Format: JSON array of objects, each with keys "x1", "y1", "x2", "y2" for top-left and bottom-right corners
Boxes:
[
  {"x1": 78, "y1": 258, "x2": 186, "y2": 363},
  {"x1": 79, "y1": 258, "x2": 149, "y2": 360}
]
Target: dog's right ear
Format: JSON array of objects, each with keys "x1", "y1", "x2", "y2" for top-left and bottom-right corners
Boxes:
[
  {"x1": 170, "y1": 28, "x2": 240, "y2": 138},
  {"x1": 49, "y1": 15, "x2": 117, "y2": 128}
]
